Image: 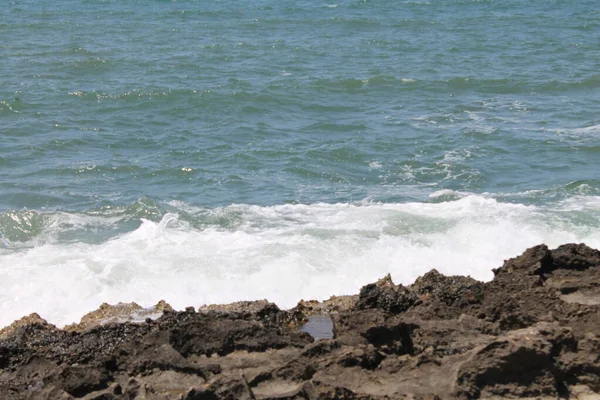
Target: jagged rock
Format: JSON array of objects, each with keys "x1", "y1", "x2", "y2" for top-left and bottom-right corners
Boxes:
[
  {"x1": 0, "y1": 313, "x2": 58, "y2": 340},
  {"x1": 494, "y1": 243, "x2": 600, "y2": 278},
  {"x1": 1, "y1": 243, "x2": 600, "y2": 399},
  {"x1": 153, "y1": 299, "x2": 175, "y2": 313},
  {"x1": 199, "y1": 300, "x2": 307, "y2": 330},
  {"x1": 409, "y1": 270, "x2": 485, "y2": 319},
  {"x1": 199, "y1": 299, "x2": 276, "y2": 314},
  {"x1": 64, "y1": 300, "x2": 175, "y2": 332},
  {"x1": 292, "y1": 295, "x2": 357, "y2": 316},
  {"x1": 355, "y1": 274, "x2": 417, "y2": 314}
]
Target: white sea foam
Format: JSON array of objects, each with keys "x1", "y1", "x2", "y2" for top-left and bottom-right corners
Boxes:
[
  {"x1": 557, "y1": 195, "x2": 600, "y2": 211},
  {"x1": 547, "y1": 124, "x2": 600, "y2": 139},
  {"x1": 428, "y1": 189, "x2": 471, "y2": 200},
  {"x1": 571, "y1": 124, "x2": 600, "y2": 135},
  {"x1": 439, "y1": 147, "x2": 476, "y2": 163},
  {"x1": 1, "y1": 196, "x2": 600, "y2": 328}
]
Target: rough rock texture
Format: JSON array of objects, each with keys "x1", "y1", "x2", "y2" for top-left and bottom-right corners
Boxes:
[
  {"x1": 1, "y1": 243, "x2": 600, "y2": 399},
  {"x1": 63, "y1": 300, "x2": 174, "y2": 332}
]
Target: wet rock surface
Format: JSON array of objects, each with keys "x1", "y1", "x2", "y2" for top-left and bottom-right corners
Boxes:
[{"x1": 1, "y1": 243, "x2": 600, "y2": 399}]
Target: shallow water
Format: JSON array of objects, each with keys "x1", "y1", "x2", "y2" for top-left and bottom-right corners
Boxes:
[{"x1": 300, "y1": 315, "x2": 334, "y2": 341}]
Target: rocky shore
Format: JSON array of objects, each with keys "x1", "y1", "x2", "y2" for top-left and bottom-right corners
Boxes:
[{"x1": 1, "y1": 243, "x2": 600, "y2": 399}]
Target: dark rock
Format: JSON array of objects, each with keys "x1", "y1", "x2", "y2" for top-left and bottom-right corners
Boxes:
[
  {"x1": 300, "y1": 339, "x2": 340, "y2": 358},
  {"x1": 1, "y1": 243, "x2": 600, "y2": 399},
  {"x1": 185, "y1": 387, "x2": 219, "y2": 400},
  {"x1": 89, "y1": 394, "x2": 118, "y2": 400},
  {"x1": 409, "y1": 270, "x2": 485, "y2": 319},
  {"x1": 355, "y1": 274, "x2": 417, "y2": 314},
  {"x1": 165, "y1": 311, "x2": 311, "y2": 357},
  {"x1": 455, "y1": 322, "x2": 576, "y2": 398},
  {"x1": 59, "y1": 364, "x2": 111, "y2": 397},
  {"x1": 363, "y1": 319, "x2": 417, "y2": 355},
  {"x1": 124, "y1": 378, "x2": 140, "y2": 399},
  {"x1": 494, "y1": 243, "x2": 600, "y2": 278},
  {"x1": 273, "y1": 358, "x2": 318, "y2": 381},
  {"x1": 126, "y1": 342, "x2": 220, "y2": 378},
  {"x1": 332, "y1": 309, "x2": 386, "y2": 346},
  {"x1": 559, "y1": 333, "x2": 600, "y2": 392},
  {"x1": 337, "y1": 346, "x2": 383, "y2": 370}
]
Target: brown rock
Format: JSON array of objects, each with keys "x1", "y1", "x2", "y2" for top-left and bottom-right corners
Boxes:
[
  {"x1": 1, "y1": 243, "x2": 600, "y2": 399},
  {"x1": 355, "y1": 274, "x2": 417, "y2": 314},
  {"x1": 455, "y1": 322, "x2": 576, "y2": 398}
]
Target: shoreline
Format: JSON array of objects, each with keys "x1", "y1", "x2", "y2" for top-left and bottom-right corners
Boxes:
[{"x1": 1, "y1": 243, "x2": 599, "y2": 399}]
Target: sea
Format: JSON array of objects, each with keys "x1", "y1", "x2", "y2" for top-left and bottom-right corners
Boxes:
[{"x1": 1, "y1": 0, "x2": 599, "y2": 328}]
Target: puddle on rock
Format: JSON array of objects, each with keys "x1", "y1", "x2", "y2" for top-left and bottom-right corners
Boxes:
[{"x1": 299, "y1": 314, "x2": 334, "y2": 340}]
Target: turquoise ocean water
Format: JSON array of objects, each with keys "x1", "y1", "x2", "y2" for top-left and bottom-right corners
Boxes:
[{"x1": 1, "y1": 0, "x2": 599, "y2": 327}]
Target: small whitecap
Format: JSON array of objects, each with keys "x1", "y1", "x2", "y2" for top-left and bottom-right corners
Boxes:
[
  {"x1": 571, "y1": 124, "x2": 600, "y2": 134},
  {"x1": 429, "y1": 189, "x2": 459, "y2": 199}
]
